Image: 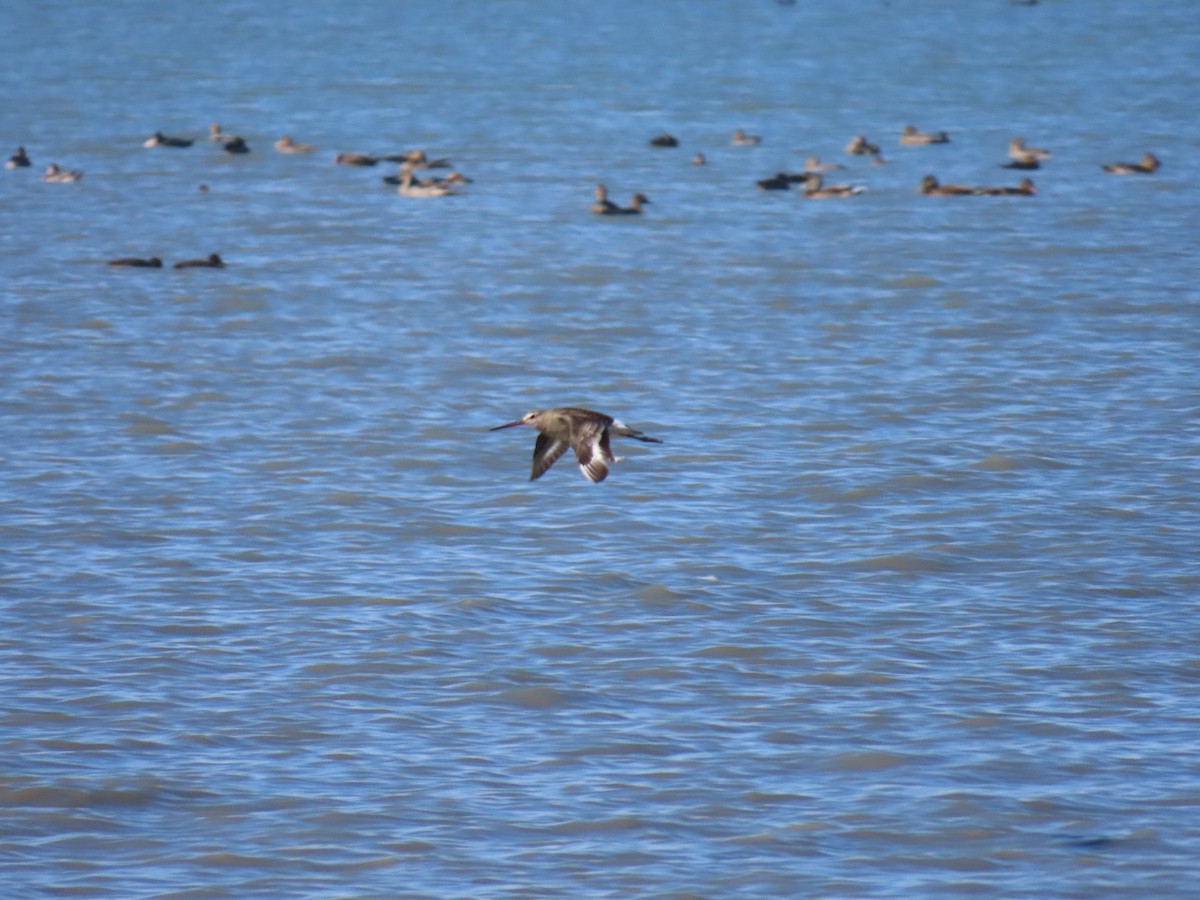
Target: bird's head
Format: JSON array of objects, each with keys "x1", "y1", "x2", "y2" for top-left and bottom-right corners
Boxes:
[{"x1": 490, "y1": 410, "x2": 542, "y2": 431}]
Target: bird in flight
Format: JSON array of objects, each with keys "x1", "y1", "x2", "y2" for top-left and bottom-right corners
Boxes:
[{"x1": 490, "y1": 407, "x2": 663, "y2": 483}]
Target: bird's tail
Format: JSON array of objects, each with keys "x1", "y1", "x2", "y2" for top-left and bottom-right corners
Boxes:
[{"x1": 612, "y1": 423, "x2": 663, "y2": 443}]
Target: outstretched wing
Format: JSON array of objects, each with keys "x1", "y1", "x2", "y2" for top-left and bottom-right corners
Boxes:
[
  {"x1": 574, "y1": 430, "x2": 615, "y2": 483},
  {"x1": 531, "y1": 433, "x2": 569, "y2": 481}
]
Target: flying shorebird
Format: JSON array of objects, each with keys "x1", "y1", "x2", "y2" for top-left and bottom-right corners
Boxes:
[{"x1": 490, "y1": 407, "x2": 663, "y2": 483}]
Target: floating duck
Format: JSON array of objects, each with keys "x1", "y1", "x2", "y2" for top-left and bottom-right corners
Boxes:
[
  {"x1": 756, "y1": 172, "x2": 813, "y2": 191},
  {"x1": 335, "y1": 152, "x2": 379, "y2": 166},
  {"x1": 974, "y1": 178, "x2": 1037, "y2": 196},
  {"x1": 1102, "y1": 152, "x2": 1159, "y2": 174},
  {"x1": 900, "y1": 124, "x2": 950, "y2": 145},
  {"x1": 1008, "y1": 137, "x2": 1051, "y2": 161},
  {"x1": 7, "y1": 146, "x2": 31, "y2": 168},
  {"x1": 616, "y1": 193, "x2": 650, "y2": 214},
  {"x1": 274, "y1": 135, "x2": 315, "y2": 153},
  {"x1": 173, "y1": 253, "x2": 225, "y2": 269},
  {"x1": 396, "y1": 169, "x2": 458, "y2": 197},
  {"x1": 108, "y1": 257, "x2": 163, "y2": 268},
  {"x1": 918, "y1": 174, "x2": 973, "y2": 196},
  {"x1": 144, "y1": 131, "x2": 194, "y2": 148},
  {"x1": 590, "y1": 184, "x2": 619, "y2": 214},
  {"x1": 42, "y1": 163, "x2": 83, "y2": 183},
  {"x1": 804, "y1": 174, "x2": 864, "y2": 198},
  {"x1": 803, "y1": 155, "x2": 844, "y2": 172},
  {"x1": 383, "y1": 167, "x2": 469, "y2": 187},
  {"x1": 845, "y1": 134, "x2": 880, "y2": 156}
]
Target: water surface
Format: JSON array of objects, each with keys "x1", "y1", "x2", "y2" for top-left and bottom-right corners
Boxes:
[{"x1": 3, "y1": 1, "x2": 1199, "y2": 896}]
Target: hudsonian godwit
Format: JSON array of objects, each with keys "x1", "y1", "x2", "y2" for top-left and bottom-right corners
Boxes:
[{"x1": 490, "y1": 407, "x2": 662, "y2": 483}]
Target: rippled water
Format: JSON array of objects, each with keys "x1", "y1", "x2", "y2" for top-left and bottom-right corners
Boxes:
[{"x1": 3, "y1": 1, "x2": 1200, "y2": 896}]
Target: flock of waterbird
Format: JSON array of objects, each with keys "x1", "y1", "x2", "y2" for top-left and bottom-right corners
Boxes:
[
  {"x1": 6, "y1": 119, "x2": 1161, "y2": 246},
  {"x1": 4, "y1": 123, "x2": 475, "y2": 269},
  {"x1": 7, "y1": 122, "x2": 661, "y2": 484},
  {"x1": 571, "y1": 126, "x2": 1161, "y2": 480},
  {"x1": 590, "y1": 125, "x2": 1161, "y2": 214},
  {"x1": 6, "y1": 120, "x2": 1162, "y2": 483}
]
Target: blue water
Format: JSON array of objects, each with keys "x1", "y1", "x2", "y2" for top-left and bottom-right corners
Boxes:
[{"x1": 3, "y1": 1, "x2": 1200, "y2": 896}]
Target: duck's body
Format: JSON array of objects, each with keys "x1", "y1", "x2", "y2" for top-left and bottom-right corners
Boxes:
[
  {"x1": 6, "y1": 146, "x2": 30, "y2": 168},
  {"x1": 1102, "y1": 152, "x2": 1159, "y2": 174},
  {"x1": 616, "y1": 192, "x2": 650, "y2": 214},
  {"x1": 1001, "y1": 156, "x2": 1040, "y2": 170},
  {"x1": 590, "y1": 183, "x2": 620, "y2": 214},
  {"x1": 209, "y1": 124, "x2": 249, "y2": 152},
  {"x1": 803, "y1": 155, "x2": 843, "y2": 172},
  {"x1": 757, "y1": 172, "x2": 813, "y2": 191},
  {"x1": 108, "y1": 256, "x2": 163, "y2": 268},
  {"x1": 1008, "y1": 137, "x2": 1051, "y2": 161},
  {"x1": 919, "y1": 174, "x2": 973, "y2": 196},
  {"x1": 398, "y1": 149, "x2": 452, "y2": 169},
  {"x1": 396, "y1": 170, "x2": 458, "y2": 197},
  {"x1": 845, "y1": 134, "x2": 880, "y2": 156},
  {"x1": 335, "y1": 152, "x2": 378, "y2": 166},
  {"x1": 490, "y1": 407, "x2": 662, "y2": 483},
  {"x1": 974, "y1": 178, "x2": 1037, "y2": 196},
  {"x1": 649, "y1": 133, "x2": 679, "y2": 148},
  {"x1": 384, "y1": 168, "x2": 470, "y2": 187},
  {"x1": 592, "y1": 187, "x2": 648, "y2": 214},
  {"x1": 731, "y1": 128, "x2": 762, "y2": 146},
  {"x1": 692, "y1": 152, "x2": 706, "y2": 165},
  {"x1": 144, "y1": 131, "x2": 193, "y2": 148},
  {"x1": 900, "y1": 124, "x2": 950, "y2": 145},
  {"x1": 757, "y1": 172, "x2": 792, "y2": 191},
  {"x1": 42, "y1": 163, "x2": 82, "y2": 183},
  {"x1": 804, "y1": 174, "x2": 864, "y2": 198},
  {"x1": 275, "y1": 135, "x2": 315, "y2": 153},
  {"x1": 173, "y1": 253, "x2": 225, "y2": 269}
]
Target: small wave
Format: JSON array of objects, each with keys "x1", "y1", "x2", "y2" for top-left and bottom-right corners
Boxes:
[{"x1": 844, "y1": 552, "x2": 954, "y2": 573}]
